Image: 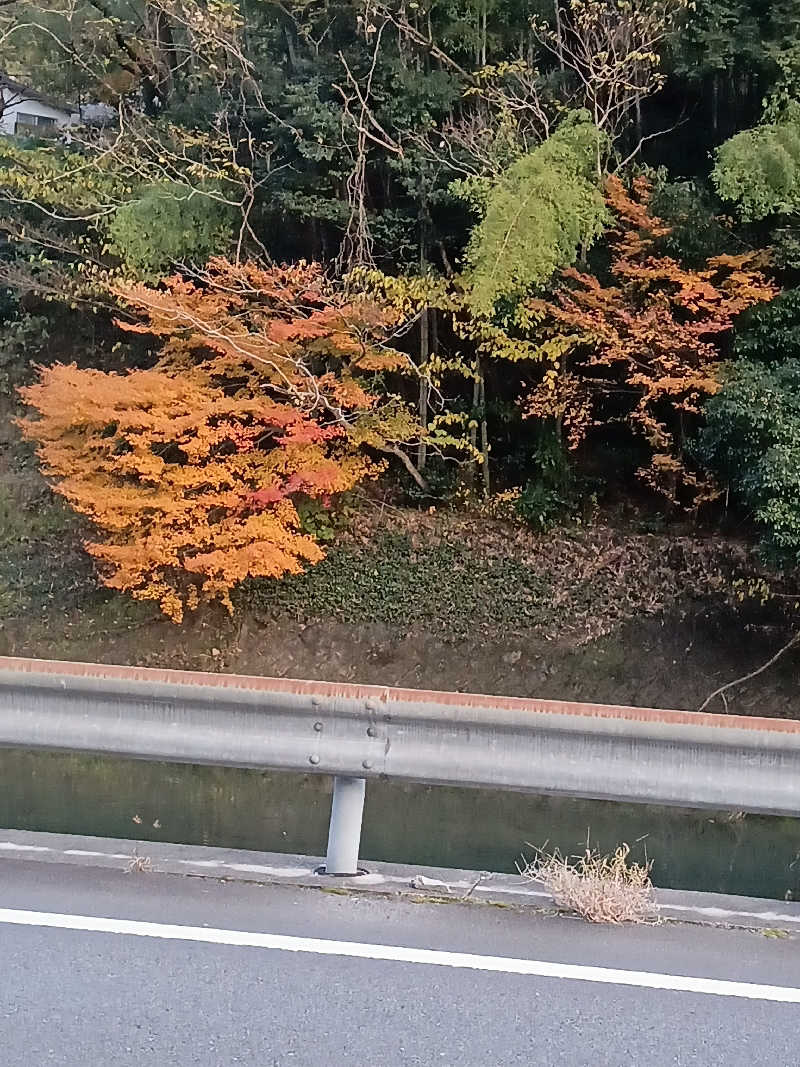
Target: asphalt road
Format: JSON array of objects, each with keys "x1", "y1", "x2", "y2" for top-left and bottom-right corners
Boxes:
[{"x1": 1, "y1": 859, "x2": 799, "y2": 1066}]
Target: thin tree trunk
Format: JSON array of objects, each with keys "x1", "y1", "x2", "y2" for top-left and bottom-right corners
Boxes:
[
  {"x1": 417, "y1": 208, "x2": 430, "y2": 472},
  {"x1": 470, "y1": 365, "x2": 480, "y2": 490},
  {"x1": 389, "y1": 444, "x2": 428, "y2": 491},
  {"x1": 417, "y1": 306, "x2": 429, "y2": 472},
  {"x1": 477, "y1": 357, "x2": 490, "y2": 498},
  {"x1": 711, "y1": 72, "x2": 719, "y2": 134},
  {"x1": 284, "y1": 24, "x2": 298, "y2": 73},
  {"x1": 554, "y1": 351, "x2": 567, "y2": 452},
  {"x1": 554, "y1": 1, "x2": 564, "y2": 71}
]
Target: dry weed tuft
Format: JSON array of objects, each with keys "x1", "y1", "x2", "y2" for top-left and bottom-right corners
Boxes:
[
  {"x1": 125, "y1": 850, "x2": 153, "y2": 874},
  {"x1": 522, "y1": 843, "x2": 658, "y2": 924}
]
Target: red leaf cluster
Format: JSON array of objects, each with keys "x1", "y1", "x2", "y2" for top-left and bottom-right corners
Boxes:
[{"x1": 524, "y1": 176, "x2": 777, "y2": 506}]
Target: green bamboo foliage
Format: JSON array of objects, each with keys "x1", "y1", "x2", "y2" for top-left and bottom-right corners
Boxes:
[{"x1": 463, "y1": 115, "x2": 609, "y2": 314}]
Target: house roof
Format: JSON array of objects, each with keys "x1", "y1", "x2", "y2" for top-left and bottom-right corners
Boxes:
[{"x1": 0, "y1": 73, "x2": 77, "y2": 115}]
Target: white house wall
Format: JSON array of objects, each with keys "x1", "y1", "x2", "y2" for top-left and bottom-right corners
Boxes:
[{"x1": 0, "y1": 91, "x2": 77, "y2": 135}]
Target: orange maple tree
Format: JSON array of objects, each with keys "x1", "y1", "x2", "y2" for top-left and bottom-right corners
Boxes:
[
  {"x1": 524, "y1": 176, "x2": 777, "y2": 505},
  {"x1": 19, "y1": 259, "x2": 419, "y2": 621}
]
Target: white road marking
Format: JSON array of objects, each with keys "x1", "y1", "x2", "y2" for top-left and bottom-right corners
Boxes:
[
  {"x1": 0, "y1": 907, "x2": 797, "y2": 1003},
  {"x1": 661, "y1": 901, "x2": 800, "y2": 925},
  {"x1": 0, "y1": 842, "x2": 51, "y2": 853},
  {"x1": 63, "y1": 850, "x2": 132, "y2": 859},
  {"x1": 227, "y1": 862, "x2": 318, "y2": 877}
]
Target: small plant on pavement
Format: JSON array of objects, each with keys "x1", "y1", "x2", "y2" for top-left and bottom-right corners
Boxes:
[
  {"x1": 125, "y1": 849, "x2": 153, "y2": 874},
  {"x1": 522, "y1": 843, "x2": 657, "y2": 924}
]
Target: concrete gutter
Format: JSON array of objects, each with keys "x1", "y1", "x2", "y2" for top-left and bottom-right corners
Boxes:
[{"x1": 1, "y1": 828, "x2": 798, "y2": 934}]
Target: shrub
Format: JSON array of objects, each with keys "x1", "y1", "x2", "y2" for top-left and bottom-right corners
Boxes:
[
  {"x1": 733, "y1": 288, "x2": 800, "y2": 364},
  {"x1": 700, "y1": 359, "x2": 800, "y2": 568},
  {"x1": 0, "y1": 313, "x2": 49, "y2": 394},
  {"x1": 515, "y1": 431, "x2": 578, "y2": 531},
  {"x1": 522, "y1": 843, "x2": 657, "y2": 924},
  {"x1": 524, "y1": 176, "x2": 776, "y2": 508},
  {"x1": 19, "y1": 260, "x2": 417, "y2": 621},
  {"x1": 107, "y1": 183, "x2": 236, "y2": 280},
  {"x1": 712, "y1": 112, "x2": 800, "y2": 222}
]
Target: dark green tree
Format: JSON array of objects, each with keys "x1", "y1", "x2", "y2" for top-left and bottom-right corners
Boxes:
[{"x1": 701, "y1": 358, "x2": 800, "y2": 566}]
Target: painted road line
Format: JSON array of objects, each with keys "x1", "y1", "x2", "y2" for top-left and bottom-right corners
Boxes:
[{"x1": 0, "y1": 907, "x2": 798, "y2": 1003}]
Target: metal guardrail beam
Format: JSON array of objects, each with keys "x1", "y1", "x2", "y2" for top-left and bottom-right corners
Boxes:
[{"x1": 0, "y1": 655, "x2": 799, "y2": 816}]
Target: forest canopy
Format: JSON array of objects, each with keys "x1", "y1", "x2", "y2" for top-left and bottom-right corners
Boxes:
[{"x1": 2, "y1": 0, "x2": 800, "y2": 618}]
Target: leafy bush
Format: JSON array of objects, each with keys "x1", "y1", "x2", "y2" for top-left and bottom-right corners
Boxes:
[
  {"x1": 712, "y1": 112, "x2": 800, "y2": 221},
  {"x1": 734, "y1": 288, "x2": 800, "y2": 363},
  {"x1": 650, "y1": 176, "x2": 731, "y2": 267},
  {"x1": 19, "y1": 260, "x2": 415, "y2": 621},
  {"x1": 515, "y1": 431, "x2": 579, "y2": 531},
  {"x1": 523, "y1": 176, "x2": 776, "y2": 508},
  {"x1": 107, "y1": 183, "x2": 236, "y2": 280},
  {"x1": 401, "y1": 457, "x2": 462, "y2": 505},
  {"x1": 463, "y1": 114, "x2": 608, "y2": 313},
  {"x1": 700, "y1": 359, "x2": 800, "y2": 567},
  {"x1": 0, "y1": 313, "x2": 49, "y2": 394}
]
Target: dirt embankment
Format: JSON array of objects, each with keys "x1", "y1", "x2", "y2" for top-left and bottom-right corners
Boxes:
[{"x1": 1, "y1": 460, "x2": 798, "y2": 718}]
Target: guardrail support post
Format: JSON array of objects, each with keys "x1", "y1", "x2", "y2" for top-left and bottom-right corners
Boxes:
[{"x1": 325, "y1": 776, "x2": 366, "y2": 875}]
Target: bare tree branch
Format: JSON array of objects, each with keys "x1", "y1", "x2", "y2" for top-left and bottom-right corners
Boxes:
[{"x1": 698, "y1": 632, "x2": 800, "y2": 713}]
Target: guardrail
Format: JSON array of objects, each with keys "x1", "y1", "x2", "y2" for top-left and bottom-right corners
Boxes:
[{"x1": 1, "y1": 655, "x2": 800, "y2": 875}]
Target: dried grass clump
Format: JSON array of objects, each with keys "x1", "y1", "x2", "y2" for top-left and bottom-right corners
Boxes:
[
  {"x1": 125, "y1": 850, "x2": 153, "y2": 874},
  {"x1": 522, "y1": 843, "x2": 658, "y2": 924}
]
